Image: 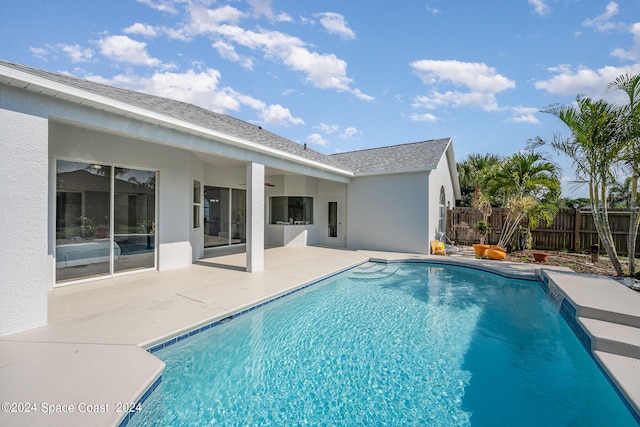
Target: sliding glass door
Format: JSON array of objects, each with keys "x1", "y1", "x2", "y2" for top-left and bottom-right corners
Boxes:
[
  {"x1": 55, "y1": 160, "x2": 156, "y2": 283},
  {"x1": 114, "y1": 168, "x2": 156, "y2": 273},
  {"x1": 203, "y1": 186, "x2": 246, "y2": 248}
]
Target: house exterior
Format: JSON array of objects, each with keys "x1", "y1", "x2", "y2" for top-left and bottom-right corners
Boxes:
[{"x1": 0, "y1": 60, "x2": 460, "y2": 337}]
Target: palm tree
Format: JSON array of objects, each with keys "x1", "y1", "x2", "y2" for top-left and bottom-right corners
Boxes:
[
  {"x1": 458, "y1": 153, "x2": 501, "y2": 244},
  {"x1": 539, "y1": 96, "x2": 626, "y2": 276},
  {"x1": 608, "y1": 73, "x2": 640, "y2": 275},
  {"x1": 457, "y1": 153, "x2": 501, "y2": 206},
  {"x1": 608, "y1": 177, "x2": 634, "y2": 208},
  {"x1": 486, "y1": 151, "x2": 561, "y2": 249},
  {"x1": 487, "y1": 151, "x2": 561, "y2": 203}
]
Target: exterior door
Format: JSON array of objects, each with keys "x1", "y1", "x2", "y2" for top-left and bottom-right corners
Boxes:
[{"x1": 324, "y1": 198, "x2": 343, "y2": 246}]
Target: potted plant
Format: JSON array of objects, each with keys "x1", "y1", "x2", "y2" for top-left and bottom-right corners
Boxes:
[
  {"x1": 487, "y1": 246, "x2": 507, "y2": 260},
  {"x1": 532, "y1": 252, "x2": 550, "y2": 262},
  {"x1": 473, "y1": 244, "x2": 490, "y2": 257},
  {"x1": 472, "y1": 220, "x2": 491, "y2": 257},
  {"x1": 474, "y1": 220, "x2": 491, "y2": 245}
]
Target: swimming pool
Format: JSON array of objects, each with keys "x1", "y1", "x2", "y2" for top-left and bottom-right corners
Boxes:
[{"x1": 130, "y1": 262, "x2": 638, "y2": 426}]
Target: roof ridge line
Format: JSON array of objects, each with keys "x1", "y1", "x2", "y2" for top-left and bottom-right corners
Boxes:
[{"x1": 331, "y1": 138, "x2": 450, "y2": 156}]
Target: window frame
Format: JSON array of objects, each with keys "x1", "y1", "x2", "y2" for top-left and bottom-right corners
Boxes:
[
  {"x1": 269, "y1": 196, "x2": 314, "y2": 225},
  {"x1": 193, "y1": 179, "x2": 202, "y2": 230}
]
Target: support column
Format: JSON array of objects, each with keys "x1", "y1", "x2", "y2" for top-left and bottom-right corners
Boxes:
[{"x1": 246, "y1": 162, "x2": 265, "y2": 272}]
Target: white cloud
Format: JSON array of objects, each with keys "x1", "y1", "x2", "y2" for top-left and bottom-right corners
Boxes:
[
  {"x1": 273, "y1": 12, "x2": 294, "y2": 23},
  {"x1": 246, "y1": 0, "x2": 292, "y2": 22},
  {"x1": 339, "y1": 126, "x2": 361, "y2": 139},
  {"x1": 124, "y1": 23, "x2": 159, "y2": 37},
  {"x1": 425, "y1": 7, "x2": 441, "y2": 15},
  {"x1": 612, "y1": 22, "x2": 640, "y2": 61},
  {"x1": 306, "y1": 133, "x2": 329, "y2": 146},
  {"x1": 183, "y1": 5, "x2": 371, "y2": 100},
  {"x1": 411, "y1": 59, "x2": 515, "y2": 93},
  {"x1": 59, "y1": 44, "x2": 94, "y2": 63},
  {"x1": 95, "y1": 67, "x2": 301, "y2": 127},
  {"x1": 351, "y1": 88, "x2": 375, "y2": 101},
  {"x1": 316, "y1": 12, "x2": 356, "y2": 40},
  {"x1": 162, "y1": 26, "x2": 190, "y2": 41},
  {"x1": 247, "y1": 0, "x2": 272, "y2": 18},
  {"x1": 96, "y1": 35, "x2": 161, "y2": 67},
  {"x1": 583, "y1": 1, "x2": 622, "y2": 32},
  {"x1": 534, "y1": 64, "x2": 640, "y2": 96},
  {"x1": 314, "y1": 123, "x2": 362, "y2": 140},
  {"x1": 410, "y1": 59, "x2": 514, "y2": 112},
  {"x1": 29, "y1": 43, "x2": 93, "y2": 63},
  {"x1": 186, "y1": 5, "x2": 247, "y2": 35},
  {"x1": 103, "y1": 68, "x2": 240, "y2": 112},
  {"x1": 29, "y1": 46, "x2": 50, "y2": 61},
  {"x1": 136, "y1": 0, "x2": 179, "y2": 15},
  {"x1": 212, "y1": 40, "x2": 254, "y2": 69},
  {"x1": 507, "y1": 107, "x2": 541, "y2": 124},
  {"x1": 409, "y1": 112, "x2": 438, "y2": 122},
  {"x1": 529, "y1": 0, "x2": 550, "y2": 16},
  {"x1": 259, "y1": 104, "x2": 304, "y2": 127},
  {"x1": 316, "y1": 123, "x2": 340, "y2": 134},
  {"x1": 413, "y1": 91, "x2": 499, "y2": 111}
]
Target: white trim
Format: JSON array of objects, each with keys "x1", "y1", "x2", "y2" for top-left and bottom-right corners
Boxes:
[
  {"x1": 0, "y1": 64, "x2": 354, "y2": 178},
  {"x1": 354, "y1": 167, "x2": 435, "y2": 177}
]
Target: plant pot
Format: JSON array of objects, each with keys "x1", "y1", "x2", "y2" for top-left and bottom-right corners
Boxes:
[
  {"x1": 532, "y1": 252, "x2": 549, "y2": 263},
  {"x1": 473, "y1": 244, "x2": 490, "y2": 257},
  {"x1": 487, "y1": 248, "x2": 507, "y2": 260},
  {"x1": 490, "y1": 245, "x2": 507, "y2": 253}
]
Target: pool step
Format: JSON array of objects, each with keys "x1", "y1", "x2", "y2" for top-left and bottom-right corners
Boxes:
[
  {"x1": 350, "y1": 263, "x2": 399, "y2": 280},
  {"x1": 580, "y1": 317, "x2": 640, "y2": 359}
]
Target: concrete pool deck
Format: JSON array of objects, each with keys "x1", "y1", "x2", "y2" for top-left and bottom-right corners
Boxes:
[{"x1": 1, "y1": 246, "x2": 639, "y2": 426}]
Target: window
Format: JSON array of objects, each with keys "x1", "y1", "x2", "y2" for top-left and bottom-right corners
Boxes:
[
  {"x1": 270, "y1": 196, "x2": 313, "y2": 224},
  {"x1": 439, "y1": 186, "x2": 446, "y2": 238},
  {"x1": 193, "y1": 180, "x2": 201, "y2": 229},
  {"x1": 328, "y1": 201, "x2": 338, "y2": 238},
  {"x1": 203, "y1": 186, "x2": 246, "y2": 248},
  {"x1": 56, "y1": 160, "x2": 156, "y2": 283}
]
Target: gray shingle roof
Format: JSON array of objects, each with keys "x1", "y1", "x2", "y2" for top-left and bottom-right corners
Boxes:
[
  {"x1": 0, "y1": 60, "x2": 452, "y2": 176},
  {"x1": 331, "y1": 138, "x2": 451, "y2": 174},
  {"x1": 0, "y1": 60, "x2": 347, "y2": 169}
]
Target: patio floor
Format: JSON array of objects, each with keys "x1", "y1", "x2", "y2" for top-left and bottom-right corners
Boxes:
[{"x1": 1, "y1": 246, "x2": 640, "y2": 426}]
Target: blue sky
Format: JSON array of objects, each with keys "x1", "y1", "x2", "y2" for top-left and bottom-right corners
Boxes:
[{"x1": 2, "y1": 0, "x2": 640, "y2": 197}]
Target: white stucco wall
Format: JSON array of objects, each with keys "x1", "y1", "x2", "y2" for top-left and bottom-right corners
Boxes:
[
  {"x1": 346, "y1": 172, "x2": 430, "y2": 254},
  {"x1": 205, "y1": 164, "x2": 246, "y2": 188},
  {"x1": 428, "y1": 148, "x2": 457, "y2": 243},
  {"x1": 0, "y1": 108, "x2": 49, "y2": 336}
]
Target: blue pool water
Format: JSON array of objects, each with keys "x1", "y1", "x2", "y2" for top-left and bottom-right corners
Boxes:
[{"x1": 130, "y1": 262, "x2": 638, "y2": 426}]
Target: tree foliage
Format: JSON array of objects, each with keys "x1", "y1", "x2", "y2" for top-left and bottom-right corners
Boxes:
[{"x1": 538, "y1": 96, "x2": 627, "y2": 276}]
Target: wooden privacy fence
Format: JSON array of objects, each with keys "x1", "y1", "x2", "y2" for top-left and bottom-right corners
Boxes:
[{"x1": 448, "y1": 207, "x2": 640, "y2": 256}]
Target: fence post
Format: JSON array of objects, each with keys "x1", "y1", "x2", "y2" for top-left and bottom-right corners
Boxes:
[{"x1": 573, "y1": 207, "x2": 580, "y2": 252}]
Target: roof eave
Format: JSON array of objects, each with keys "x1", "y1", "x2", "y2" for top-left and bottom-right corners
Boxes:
[
  {"x1": 0, "y1": 64, "x2": 354, "y2": 178},
  {"x1": 354, "y1": 167, "x2": 435, "y2": 177},
  {"x1": 443, "y1": 138, "x2": 462, "y2": 199}
]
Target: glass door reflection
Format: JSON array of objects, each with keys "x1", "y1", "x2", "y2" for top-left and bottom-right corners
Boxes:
[
  {"x1": 56, "y1": 161, "x2": 112, "y2": 282},
  {"x1": 113, "y1": 168, "x2": 156, "y2": 273}
]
